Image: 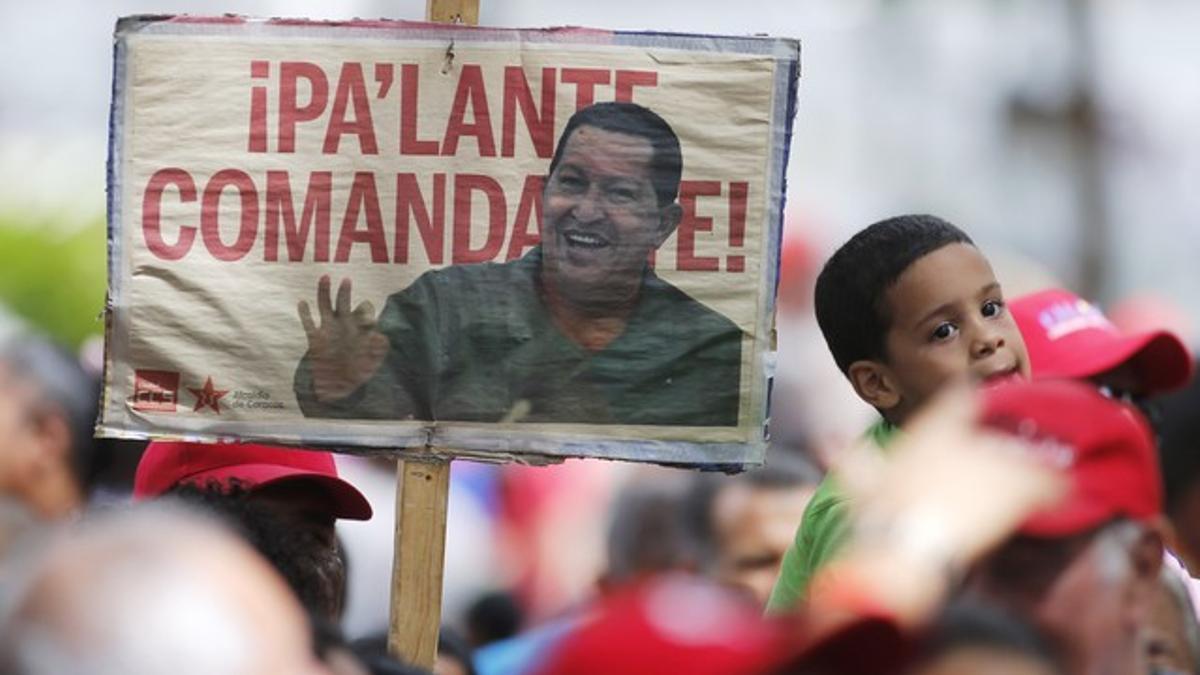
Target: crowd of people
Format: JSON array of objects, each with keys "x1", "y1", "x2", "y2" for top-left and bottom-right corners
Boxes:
[
  {"x1": 1, "y1": 210, "x2": 1197, "y2": 675},
  {"x1": 2, "y1": 91, "x2": 1199, "y2": 675}
]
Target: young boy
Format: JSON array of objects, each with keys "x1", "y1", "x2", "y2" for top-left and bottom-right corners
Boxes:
[{"x1": 766, "y1": 214, "x2": 1029, "y2": 612}]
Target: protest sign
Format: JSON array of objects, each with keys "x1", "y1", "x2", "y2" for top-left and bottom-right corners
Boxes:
[{"x1": 100, "y1": 16, "x2": 800, "y2": 466}]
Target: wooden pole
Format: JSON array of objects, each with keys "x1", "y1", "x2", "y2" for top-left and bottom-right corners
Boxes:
[
  {"x1": 387, "y1": 4, "x2": 480, "y2": 667},
  {"x1": 426, "y1": 0, "x2": 480, "y2": 25},
  {"x1": 388, "y1": 457, "x2": 451, "y2": 667}
]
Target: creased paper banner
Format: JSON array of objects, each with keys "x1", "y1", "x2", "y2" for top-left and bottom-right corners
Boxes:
[{"x1": 100, "y1": 16, "x2": 800, "y2": 466}]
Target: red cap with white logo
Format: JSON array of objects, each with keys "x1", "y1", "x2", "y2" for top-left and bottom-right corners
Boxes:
[{"x1": 1011, "y1": 288, "x2": 1193, "y2": 395}]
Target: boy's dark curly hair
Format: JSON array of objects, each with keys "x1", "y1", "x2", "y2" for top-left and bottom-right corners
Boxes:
[{"x1": 814, "y1": 214, "x2": 974, "y2": 374}]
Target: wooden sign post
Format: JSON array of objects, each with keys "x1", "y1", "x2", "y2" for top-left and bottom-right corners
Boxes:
[
  {"x1": 388, "y1": 456, "x2": 451, "y2": 666},
  {"x1": 386, "y1": 3, "x2": 481, "y2": 669}
]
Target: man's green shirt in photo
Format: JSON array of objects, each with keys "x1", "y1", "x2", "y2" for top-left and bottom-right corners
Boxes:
[
  {"x1": 765, "y1": 419, "x2": 898, "y2": 613},
  {"x1": 294, "y1": 247, "x2": 743, "y2": 426}
]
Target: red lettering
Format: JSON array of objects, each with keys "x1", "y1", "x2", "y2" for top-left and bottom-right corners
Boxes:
[
  {"x1": 614, "y1": 70, "x2": 658, "y2": 102},
  {"x1": 200, "y1": 169, "x2": 259, "y2": 262},
  {"x1": 323, "y1": 63, "x2": 378, "y2": 154},
  {"x1": 394, "y1": 173, "x2": 446, "y2": 265},
  {"x1": 400, "y1": 64, "x2": 439, "y2": 155},
  {"x1": 278, "y1": 62, "x2": 328, "y2": 153},
  {"x1": 676, "y1": 180, "x2": 722, "y2": 272},
  {"x1": 452, "y1": 174, "x2": 506, "y2": 264},
  {"x1": 264, "y1": 171, "x2": 332, "y2": 262},
  {"x1": 248, "y1": 61, "x2": 270, "y2": 152},
  {"x1": 561, "y1": 68, "x2": 610, "y2": 110},
  {"x1": 443, "y1": 65, "x2": 496, "y2": 157},
  {"x1": 726, "y1": 182, "x2": 748, "y2": 273},
  {"x1": 335, "y1": 172, "x2": 388, "y2": 263},
  {"x1": 142, "y1": 168, "x2": 197, "y2": 261},
  {"x1": 501, "y1": 67, "x2": 555, "y2": 158},
  {"x1": 505, "y1": 175, "x2": 543, "y2": 260}
]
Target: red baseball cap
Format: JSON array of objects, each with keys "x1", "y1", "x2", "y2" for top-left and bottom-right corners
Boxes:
[
  {"x1": 134, "y1": 441, "x2": 372, "y2": 520},
  {"x1": 533, "y1": 574, "x2": 907, "y2": 675},
  {"x1": 1011, "y1": 288, "x2": 1193, "y2": 394},
  {"x1": 979, "y1": 379, "x2": 1161, "y2": 537}
]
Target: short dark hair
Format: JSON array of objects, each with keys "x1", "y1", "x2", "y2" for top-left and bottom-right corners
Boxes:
[
  {"x1": 814, "y1": 214, "x2": 974, "y2": 374},
  {"x1": 465, "y1": 591, "x2": 523, "y2": 647},
  {"x1": 603, "y1": 479, "x2": 693, "y2": 583},
  {"x1": 547, "y1": 101, "x2": 683, "y2": 206},
  {"x1": 682, "y1": 454, "x2": 824, "y2": 572},
  {"x1": 166, "y1": 480, "x2": 348, "y2": 622},
  {"x1": 1154, "y1": 372, "x2": 1200, "y2": 513}
]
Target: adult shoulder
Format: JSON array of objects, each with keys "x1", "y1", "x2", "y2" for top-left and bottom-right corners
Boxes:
[{"x1": 640, "y1": 273, "x2": 742, "y2": 336}]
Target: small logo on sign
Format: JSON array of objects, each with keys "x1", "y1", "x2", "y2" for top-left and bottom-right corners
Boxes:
[
  {"x1": 188, "y1": 376, "x2": 229, "y2": 414},
  {"x1": 133, "y1": 370, "x2": 180, "y2": 412}
]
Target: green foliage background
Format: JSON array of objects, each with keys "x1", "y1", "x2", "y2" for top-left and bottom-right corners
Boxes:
[{"x1": 0, "y1": 213, "x2": 107, "y2": 349}]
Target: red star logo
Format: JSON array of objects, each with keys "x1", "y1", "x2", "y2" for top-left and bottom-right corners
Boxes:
[{"x1": 188, "y1": 376, "x2": 229, "y2": 413}]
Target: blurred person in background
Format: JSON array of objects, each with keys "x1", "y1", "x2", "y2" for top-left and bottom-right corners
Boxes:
[
  {"x1": 967, "y1": 380, "x2": 1167, "y2": 675},
  {"x1": 531, "y1": 571, "x2": 907, "y2": 675},
  {"x1": 1012, "y1": 288, "x2": 1200, "y2": 638},
  {"x1": 474, "y1": 471, "x2": 696, "y2": 675},
  {"x1": 465, "y1": 590, "x2": 524, "y2": 649},
  {"x1": 1152, "y1": 373, "x2": 1200, "y2": 577},
  {"x1": 495, "y1": 460, "x2": 619, "y2": 624},
  {"x1": 598, "y1": 471, "x2": 697, "y2": 589},
  {"x1": 683, "y1": 453, "x2": 822, "y2": 607},
  {"x1": 133, "y1": 440, "x2": 373, "y2": 623},
  {"x1": 0, "y1": 504, "x2": 331, "y2": 675},
  {"x1": 1010, "y1": 287, "x2": 1193, "y2": 401},
  {"x1": 0, "y1": 332, "x2": 99, "y2": 520}
]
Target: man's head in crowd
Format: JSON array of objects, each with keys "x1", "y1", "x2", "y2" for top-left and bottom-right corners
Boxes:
[
  {"x1": 541, "y1": 101, "x2": 684, "y2": 311},
  {"x1": 133, "y1": 441, "x2": 372, "y2": 622},
  {"x1": 465, "y1": 591, "x2": 524, "y2": 648},
  {"x1": 1010, "y1": 287, "x2": 1193, "y2": 400},
  {"x1": 968, "y1": 380, "x2": 1165, "y2": 675},
  {"x1": 600, "y1": 476, "x2": 696, "y2": 590},
  {"x1": 684, "y1": 454, "x2": 823, "y2": 606},
  {"x1": 814, "y1": 214, "x2": 1028, "y2": 425},
  {"x1": 0, "y1": 505, "x2": 331, "y2": 675},
  {"x1": 0, "y1": 334, "x2": 99, "y2": 519}
]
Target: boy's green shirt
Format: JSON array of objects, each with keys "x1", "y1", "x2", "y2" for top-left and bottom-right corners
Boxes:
[{"x1": 765, "y1": 419, "x2": 898, "y2": 613}]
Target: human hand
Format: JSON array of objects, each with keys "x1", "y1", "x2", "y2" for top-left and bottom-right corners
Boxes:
[
  {"x1": 298, "y1": 275, "x2": 389, "y2": 402},
  {"x1": 809, "y1": 386, "x2": 1065, "y2": 625}
]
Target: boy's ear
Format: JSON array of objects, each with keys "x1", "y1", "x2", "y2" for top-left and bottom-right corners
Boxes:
[{"x1": 847, "y1": 359, "x2": 902, "y2": 411}]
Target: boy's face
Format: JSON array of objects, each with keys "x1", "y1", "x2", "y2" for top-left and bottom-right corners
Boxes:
[{"x1": 872, "y1": 243, "x2": 1029, "y2": 422}]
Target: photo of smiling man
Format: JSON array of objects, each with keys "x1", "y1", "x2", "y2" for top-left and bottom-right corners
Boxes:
[{"x1": 292, "y1": 102, "x2": 744, "y2": 426}]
